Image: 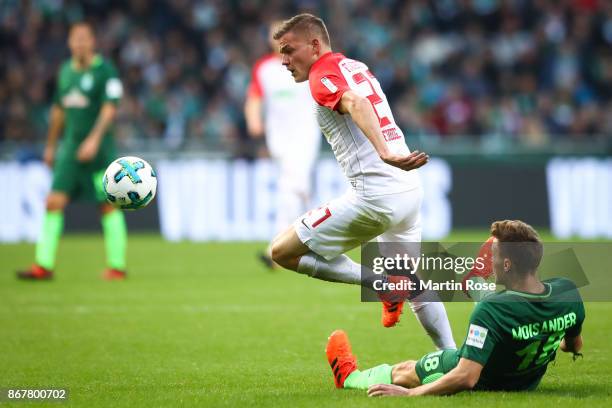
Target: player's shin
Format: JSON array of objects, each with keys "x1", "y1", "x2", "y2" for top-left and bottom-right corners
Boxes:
[
  {"x1": 409, "y1": 296, "x2": 456, "y2": 350},
  {"x1": 101, "y1": 209, "x2": 127, "y2": 270},
  {"x1": 35, "y1": 211, "x2": 64, "y2": 270},
  {"x1": 343, "y1": 364, "x2": 393, "y2": 390},
  {"x1": 297, "y1": 252, "x2": 361, "y2": 284}
]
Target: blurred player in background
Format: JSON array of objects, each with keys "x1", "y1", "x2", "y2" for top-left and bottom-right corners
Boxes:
[
  {"x1": 327, "y1": 220, "x2": 585, "y2": 396},
  {"x1": 17, "y1": 22, "x2": 126, "y2": 280},
  {"x1": 245, "y1": 21, "x2": 321, "y2": 269},
  {"x1": 270, "y1": 14, "x2": 455, "y2": 350}
]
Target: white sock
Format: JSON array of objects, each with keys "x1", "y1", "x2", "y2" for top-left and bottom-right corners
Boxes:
[
  {"x1": 409, "y1": 296, "x2": 456, "y2": 350},
  {"x1": 297, "y1": 252, "x2": 361, "y2": 285}
]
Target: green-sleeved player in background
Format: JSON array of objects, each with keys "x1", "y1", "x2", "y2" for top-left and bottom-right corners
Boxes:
[
  {"x1": 18, "y1": 22, "x2": 127, "y2": 280},
  {"x1": 326, "y1": 220, "x2": 585, "y2": 397}
]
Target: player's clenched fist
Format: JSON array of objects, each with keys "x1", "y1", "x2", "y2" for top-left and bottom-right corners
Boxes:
[{"x1": 380, "y1": 150, "x2": 429, "y2": 172}]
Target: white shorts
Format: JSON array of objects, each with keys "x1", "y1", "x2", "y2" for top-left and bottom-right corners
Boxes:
[{"x1": 294, "y1": 187, "x2": 423, "y2": 260}]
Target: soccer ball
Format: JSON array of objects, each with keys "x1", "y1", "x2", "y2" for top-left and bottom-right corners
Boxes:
[{"x1": 102, "y1": 156, "x2": 157, "y2": 210}]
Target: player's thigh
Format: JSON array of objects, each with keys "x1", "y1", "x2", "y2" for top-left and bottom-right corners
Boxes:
[
  {"x1": 50, "y1": 156, "x2": 78, "y2": 202},
  {"x1": 277, "y1": 156, "x2": 315, "y2": 197},
  {"x1": 294, "y1": 193, "x2": 387, "y2": 261},
  {"x1": 78, "y1": 167, "x2": 108, "y2": 203},
  {"x1": 376, "y1": 189, "x2": 423, "y2": 244},
  {"x1": 414, "y1": 349, "x2": 460, "y2": 385}
]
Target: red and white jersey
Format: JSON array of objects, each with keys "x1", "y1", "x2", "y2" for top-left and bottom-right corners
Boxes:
[
  {"x1": 309, "y1": 52, "x2": 420, "y2": 196},
  {"x1": 248, "y1": 54, "x2": 320, "y2": 159}
]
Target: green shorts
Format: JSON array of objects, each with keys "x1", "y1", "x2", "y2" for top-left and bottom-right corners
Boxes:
[
  {"x1": 415, "y1": 349, "x2": 460, "y2": 384},
  {"x1": 51, "y1": 144, "x2": 114, "y2": 203}
]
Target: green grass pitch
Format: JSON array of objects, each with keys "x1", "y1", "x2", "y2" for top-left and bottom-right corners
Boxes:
[{"x1": 1, "y1": 232, "x2": 611, "y2": 407}]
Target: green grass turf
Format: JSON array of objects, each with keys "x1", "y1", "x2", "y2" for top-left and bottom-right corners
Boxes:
[{"x1": 1, "y1": 233, "x2": 611, "y2": 407}]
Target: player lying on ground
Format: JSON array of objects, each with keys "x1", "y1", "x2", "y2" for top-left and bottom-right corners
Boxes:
[
  {"x1": 17, "y1": 22, "x2": 127, "y2": 280},
  {"x1": 269, "y1": 13, "x2": 455, "y2": 350},
  {"x1": 326, "y1": 220, "x2": 585, "y2": 396}
]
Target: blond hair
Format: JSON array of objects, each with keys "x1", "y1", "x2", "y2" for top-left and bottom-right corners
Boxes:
[{"x1": 272, "y1": 13, "x2": 330, "y2": 46}]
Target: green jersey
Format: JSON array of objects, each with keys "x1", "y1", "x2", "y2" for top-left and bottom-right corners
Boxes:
[
  {"x1": 50, "y1": 55, "x2": 122, "y2": 201},
  {"x1": 460, "y1": 277, "x2": 585, "y2": 391},
  {"x1": 53, "y1": 54, "x2": 122, "y2": 144}
]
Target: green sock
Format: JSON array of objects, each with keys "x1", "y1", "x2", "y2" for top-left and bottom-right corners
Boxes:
[
  {"x1": 343, "y1": 364, "x2": 392, "y2": 389},
  {"x1": 102, "y1": 210, "x2": 127, "y2": 270},
  {"x1": 35, "y1": 211, "x2": 64, "y2": 270}
]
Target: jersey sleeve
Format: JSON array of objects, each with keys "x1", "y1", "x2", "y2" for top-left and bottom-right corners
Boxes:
[
  {"x1": 459, "y1": 302, "x2": 502, "y2": 366},
  {"x1": 565, "y1": 298, "x2": 585, "y2": 338},
  {"x1": 553, "y1": 278, "x2": 585, "y2": 338},
  {"x1": 102, "y1": 62, "x2": 123, "y2": 105},
  {"x1": 247, "y1": 64, "x2": 263, "y2": 99},
  {"x1": 309, "y1": 63, "x2": 350, "y2": 111}
]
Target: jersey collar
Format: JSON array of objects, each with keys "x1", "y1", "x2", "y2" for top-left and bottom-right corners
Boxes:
[
  {"x1": 71, "y1": 54, "x2": 102, "y2": 71},
  {"x1": 505, "y1": 282, "x2": 552, "y2": 299},
  {"x1": 310, "y1": 51, "x2": 335, "y2": 72}
]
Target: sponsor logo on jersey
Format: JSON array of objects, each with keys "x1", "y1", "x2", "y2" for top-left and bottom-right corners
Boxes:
[
  {"x1": 339, "y1": 59, "x2": 365, "y2": 72},
  {"x1": 382, "y1": 128, "x2": 402, "y2": 141},
  {"x1": 320, "y1": 77, "x2": 338, "y2": 93},
  {"x1": 106, "y1": 78, "x2": 123, "y2": 99},
  {"x1": 80, "y1": 73, "x2": 94, "y2": 91},
  {"x1": 62, "y1": 88, "x2": 89, "y2": 108},
  {"x1": 466, "y1": 324, "x2": 488, "y2": 349}
]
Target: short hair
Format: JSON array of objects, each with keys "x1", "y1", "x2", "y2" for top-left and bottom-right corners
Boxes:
[
  {"x1": 490, "y1": 220, "x2": 543, "y2": 274},
  {"x1": 70, "y1": 21, "x2": 95, "y2": 36},
  {"x1": 272, "y1": 13, "x2": 330, "y2": 46}
]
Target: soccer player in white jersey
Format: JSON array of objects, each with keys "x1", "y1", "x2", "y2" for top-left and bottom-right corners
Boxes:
[
  {"x1": 245, "y1": 21, "x2": 321, "y2": 268},
  {"x1": 270, "y1": 14, "x2": 455, "y2": 350}
]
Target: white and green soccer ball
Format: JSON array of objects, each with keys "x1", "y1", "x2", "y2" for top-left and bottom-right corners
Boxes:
[{"x1": 102, "y1": 156, "x2": 157, "y2": 210}]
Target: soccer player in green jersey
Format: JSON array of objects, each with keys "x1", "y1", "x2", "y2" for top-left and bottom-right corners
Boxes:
[
  {"x1": 17, "y1": 22, "x2": 127, "y2": 280},
  {"x1": 326, "y1": 220, "x2": 585, "y2": 396}
]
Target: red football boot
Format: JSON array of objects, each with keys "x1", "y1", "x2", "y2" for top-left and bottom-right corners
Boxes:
[
  {"x1": 16, "y1": 264, "x2": 53, "y2": 280},
  {"x1": 326, "y1": 330, "x2": 358, "y2": 388},
  {"x1": 378, "y1": 275, "x2": 412, "y2": 328},
  {"x1": 103, "y1": 268, "x2": 127, "y2": 280}
]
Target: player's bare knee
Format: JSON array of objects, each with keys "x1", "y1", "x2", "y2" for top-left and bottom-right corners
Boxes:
[
  {"x1": 46, "y1": 193, "x2": 68, "y2": 211},
  {"x1": 393, "y1": 360, "x2": 415, "y2": 375},
  {"x1": 99, "y1": 203, "x2": 116, "y2": 215},
  {"x1": 391, "y1": 360, "x2": 418, "y2": 387},
  {"x1": 270, "y1": 242, "x2": 288, "y2": 267}
]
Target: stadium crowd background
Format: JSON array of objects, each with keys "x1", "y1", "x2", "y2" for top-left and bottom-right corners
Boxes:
[{"x1": 1, "y1": 0, "x2": 611, "y2": 159}]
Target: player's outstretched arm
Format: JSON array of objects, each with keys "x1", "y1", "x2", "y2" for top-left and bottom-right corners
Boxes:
[
  {"x1": 44, "y1": 104, "x2": 65, "y2": 167},
  {"x1": 337, "y1": 90, "x2": 428, "y2": 171},
  {"x1": 368, "y1": 358, "x2": 482, "y2": 397}
]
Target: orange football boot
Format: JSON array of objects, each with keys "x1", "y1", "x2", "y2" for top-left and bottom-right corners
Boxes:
[
  {"x1": 16, "y1": 264, "x2": 53, "y2": 280},
  {"x1": 379, "y1": 275, "x2": 411, "y2": 327},
  {"x1": 326, "y1": 330, "x2": 358, "y2": 388},
  {"x1": 103, "y1": 268, "x2": 127, "y2": 280}
]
